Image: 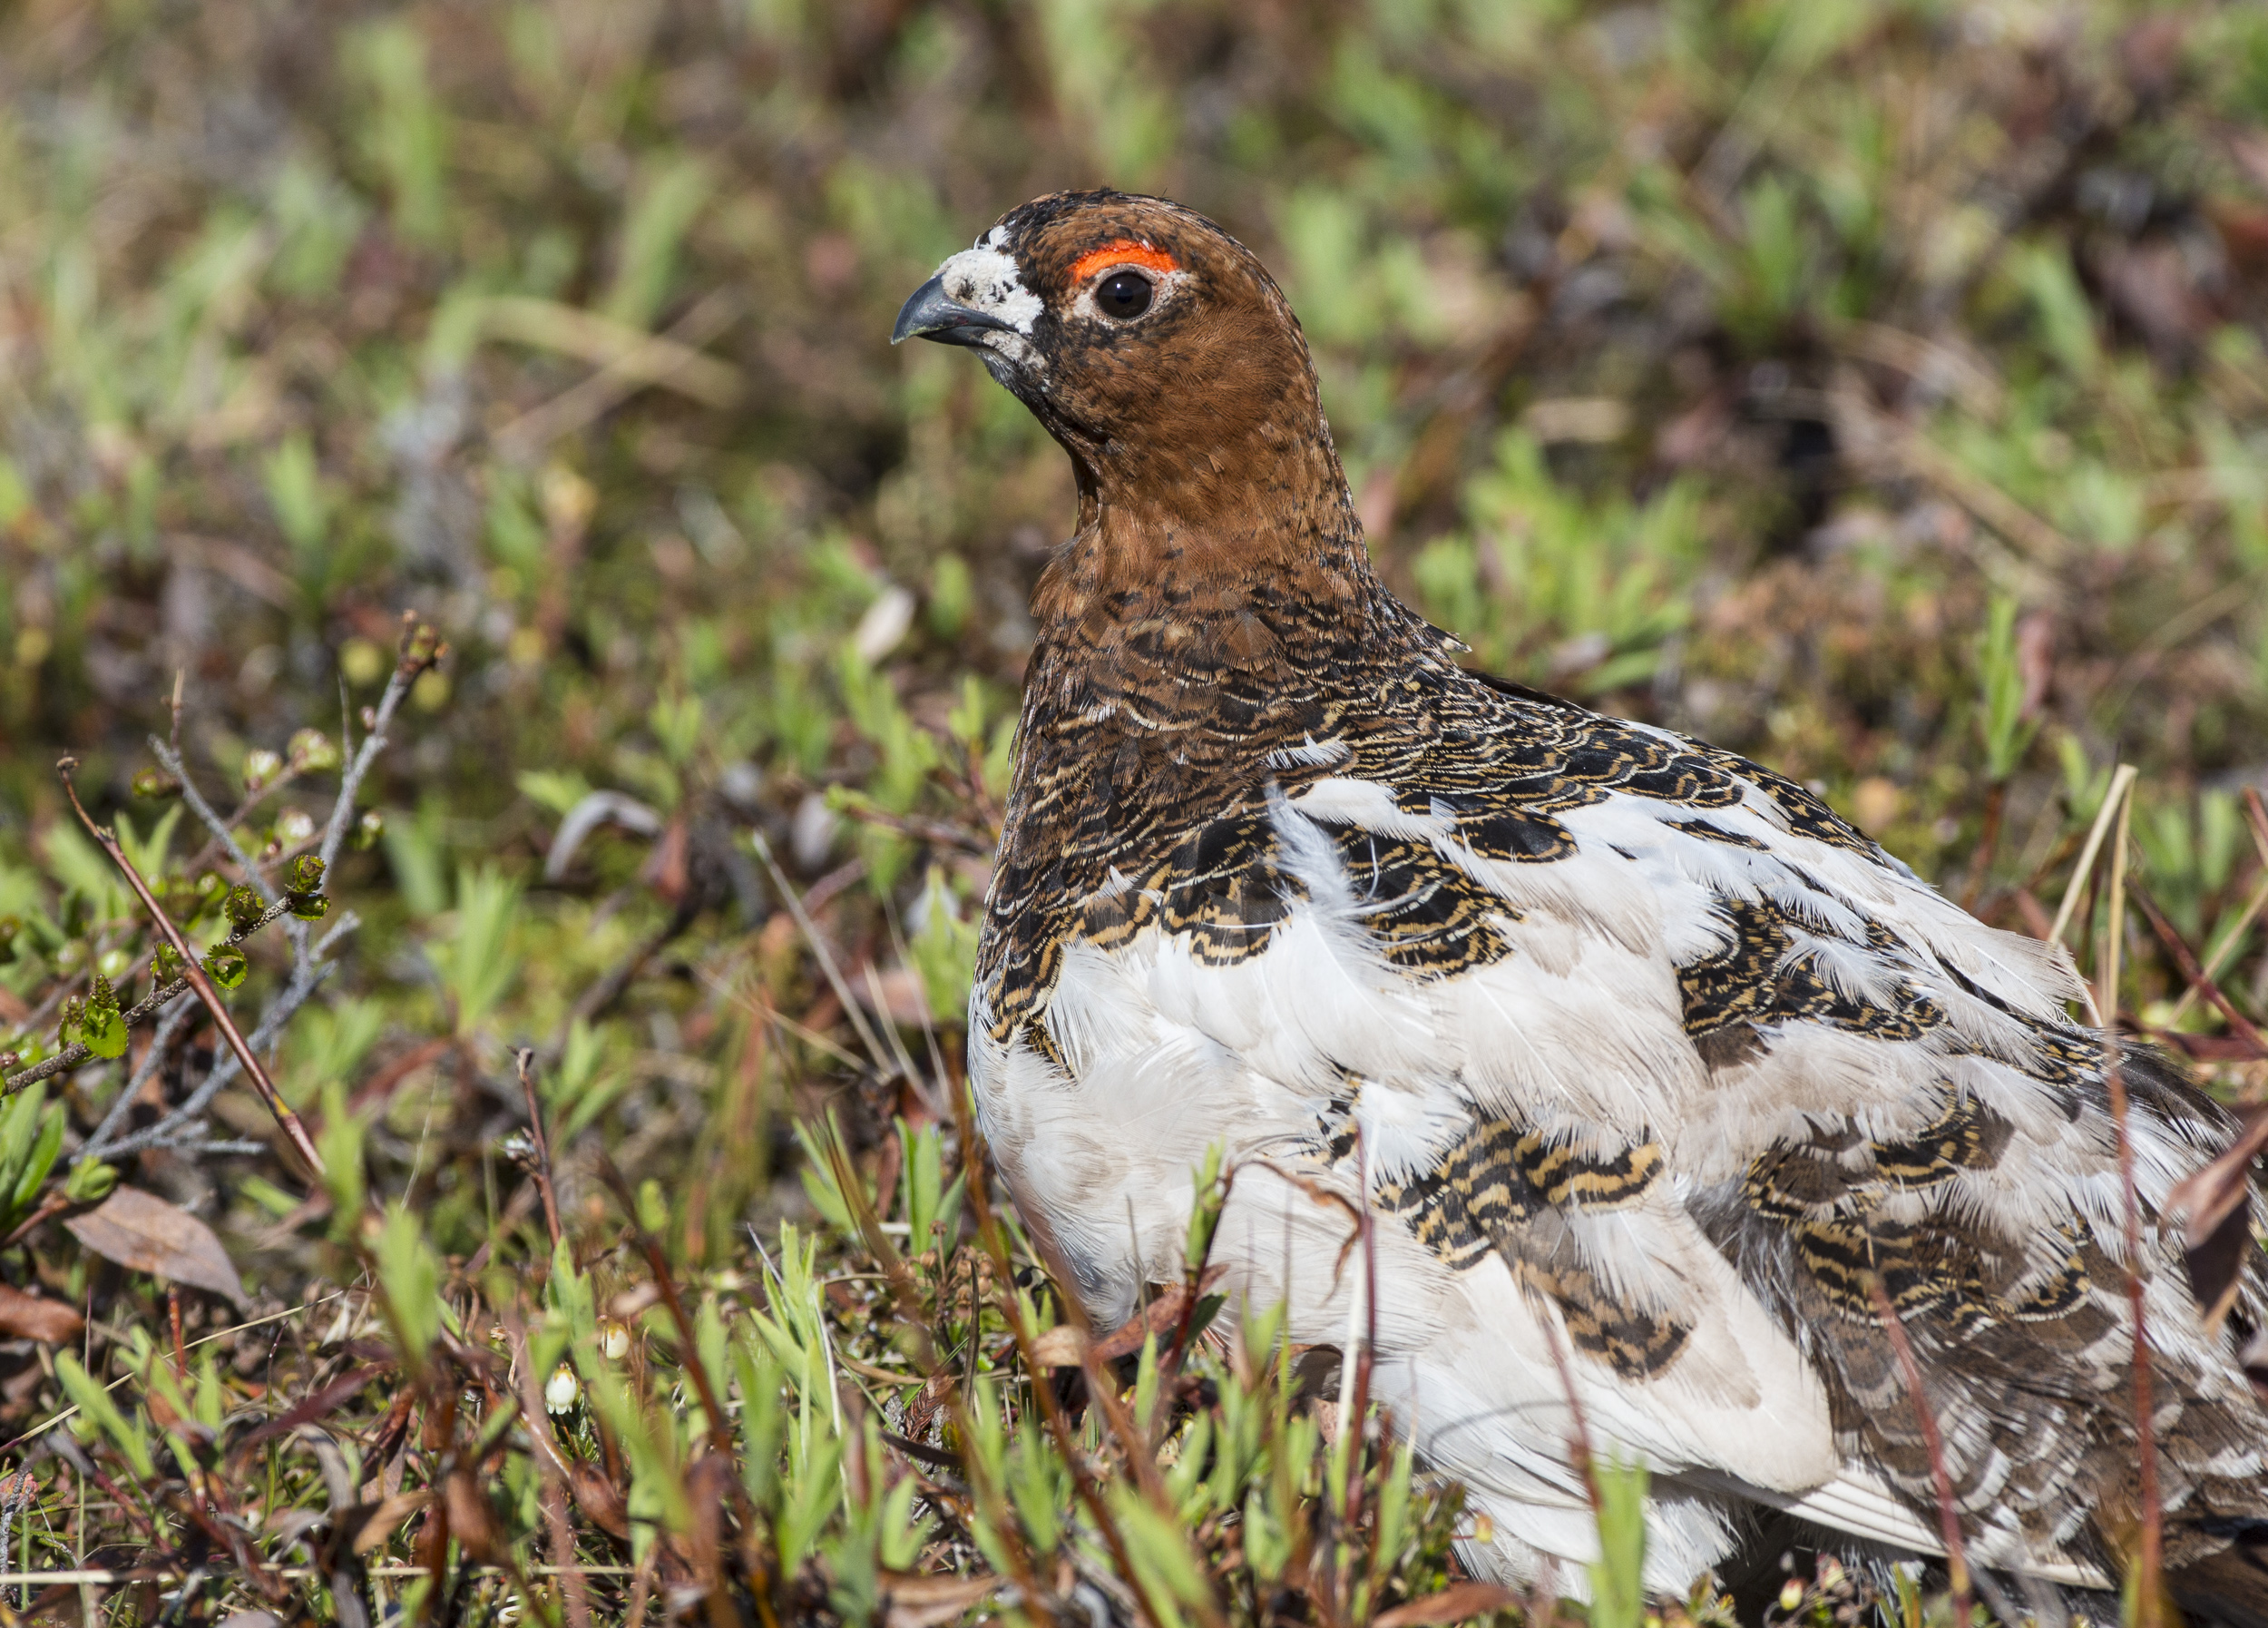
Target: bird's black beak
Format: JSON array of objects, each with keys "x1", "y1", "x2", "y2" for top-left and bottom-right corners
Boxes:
[{"x1": 893, "y1": 273, "x2": 1013, "y2": 347}]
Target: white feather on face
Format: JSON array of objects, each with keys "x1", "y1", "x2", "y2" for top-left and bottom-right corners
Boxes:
[{"x1": 936, "y1": 239, "x2": 1044, "y2": 334}]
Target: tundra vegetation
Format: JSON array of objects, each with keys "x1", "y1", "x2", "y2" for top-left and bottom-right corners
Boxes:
[{"x1": 0, "y1": 1, "x2": 2265, "y2": 1623}]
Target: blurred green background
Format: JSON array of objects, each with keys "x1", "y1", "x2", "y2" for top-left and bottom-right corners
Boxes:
[
  {"x1": 0, "y1": 3, "x2": 2266, "y2": 1615},
  {"x1": 4, "y1": 0, "x2": 2268, "y2": 1282}
]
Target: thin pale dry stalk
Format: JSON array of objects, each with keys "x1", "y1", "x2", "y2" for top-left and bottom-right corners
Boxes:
[
  {"x1": 57, "y1": 760, "x2": 326, "y2": 1178},
  {"x1": 513, "y1": 1048, "x2": 564, "y2": 1250},
  {"x1": 748, "y1": 830, "x2": 892, "y2": 1082},
  {"x1": 2082, "y1": 784, "x2": 2166, "y2": 1624},
  {"x1": 2050, "y1": 764, "x2": 2137, "y2": 948},
  {"x1": 2099, "y1": 789, "x2": 2132, "y2": 1025},
  {"x1": 1865, "y1": 1278, "x2": 1972, "y2": 1628},
  {"x1": 493, "y1": 289, "x2": 742, "y2": 459}
]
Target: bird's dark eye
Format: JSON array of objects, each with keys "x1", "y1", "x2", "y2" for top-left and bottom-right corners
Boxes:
[{"x1": 1096, "y1": 270, "x2": 1154, "y2": 320}]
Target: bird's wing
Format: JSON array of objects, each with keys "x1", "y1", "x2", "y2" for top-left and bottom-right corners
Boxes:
[
  {"x1": 971, "y1": 673, "x2": 2268, "y2": 1588},
  {"x1": 1234, "y1": 690, "x2": 2268, "y2": 1582}
]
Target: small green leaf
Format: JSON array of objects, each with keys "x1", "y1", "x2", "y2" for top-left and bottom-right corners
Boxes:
[
  {"x1": 318, "y1": 1082, "x2": 367, "y2": 1239},
  {"x1": 203, "y1": 945, "x2": 248, "y2": 989},
  {"x1": 80, "y1": 1007, "x2": 127, "y2": 1060},
  {"x1": 1589, "y1": 1453, "x2": 1649, "y2": 1628},
  {"x1": 374, "y1": 1201, "x2": 445, "y2": 1375},
  {"x1": 65, "y1": 1160, "x2": 118, "y2": 1205},
  {"x1": 0, "y1": 1084, "x2": 46, "y2": 1195},
  {"x1": 636, "y1": 1177, "x2": 669, "y2": 1237},
  {"x1": 12, "y1": 1102, "x2": 64, "y2": 1211},
  {"x1": 54, "y1": 1350, "x2": 155, "y2": 1480},
  {"x1": 288, "y1": 728, "x2": 341, "y2": 772}
]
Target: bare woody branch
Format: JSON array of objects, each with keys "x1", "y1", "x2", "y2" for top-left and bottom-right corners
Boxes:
[{"x1": 57, "y1": 760, "x2": 326, "y2": 1179}]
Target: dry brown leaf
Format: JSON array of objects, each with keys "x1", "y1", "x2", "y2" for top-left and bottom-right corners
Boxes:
[
  {"x1": 445, "y1": 1468, "x2": 504, "y2": 1563},
  {"x1": 2167, "y1": 1108, "x2": 2268, "y2": 1330},
  {"x1": 567, "y1": 1456, "x2": 630, "y2": 1538},
  {"x1": 64, "y1": 1186, "x2": 249, "y2": 1308},
  {"x1": 0, "y1": 1281, "x2": 83, "y2": 1345},
  {"x1": 1374, "y1": 1580, "x2": 1520, "y2": 1626},
  {"x1": 1026, "y1": 1324, "x2": 1086, "y2": 1368},
  {"x1": 1104, "y1": 1271, "x2": 1232, "y2": 1358},
  {"x1": 350, "y1": 1489, "x2": 430, "y2": 1555},
  {"x1": 882, "y1": 1573, "x2": 995, "y2": 1628}
]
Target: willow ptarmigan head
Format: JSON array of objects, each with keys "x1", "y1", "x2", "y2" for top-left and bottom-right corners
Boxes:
[
  {"x1": 898, "y1": 192, "x2": 2268, "y2": 1619},
  {"x1": 894, "y1": 192, "x2": 1364, "y2": 603}
]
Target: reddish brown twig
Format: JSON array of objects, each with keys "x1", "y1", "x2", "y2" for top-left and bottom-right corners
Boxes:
[
  {"x1": 1347, "y1": 1135, "x2": 1401, "y2": 1622},
  {"x1": 2126, "y1": 881, "x2": 2266, "y2": 1056},
  {"x1": 1538, "y1": 1317, "x2": 1601, "y2": 1523},
  {"x1": 513, "y1": 1048, "x2": 564, "y2": 1250},
  {"x1": 57, "y1": 759, "x2": 325, "y2": 1178},
  {"x1": 594, "y1": 1157, "x2": 732, "y2": 1452},
  {"x1": 2104, "y1": 1031, "x2": 2167, "y2": 1627},
  {"x1": 1866, "y1": 1279, "x2": 1971, "y2": 1628},
  {"x1": 502, "y1": 1309, "x2": 595, "y2": 1628},
  {"x1": 1960, "y1": 780, "x2": 2006, "y2": 912}
]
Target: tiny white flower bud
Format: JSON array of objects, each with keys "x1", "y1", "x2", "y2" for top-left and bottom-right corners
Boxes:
[{"x1": 544, "y1": 1360, "x2": 580, "y2": 1414}]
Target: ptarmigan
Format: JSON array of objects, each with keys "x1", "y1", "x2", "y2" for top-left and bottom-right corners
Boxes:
[{"x1": 893, "y1": 190, "x2": 2268, "y2": 1614}]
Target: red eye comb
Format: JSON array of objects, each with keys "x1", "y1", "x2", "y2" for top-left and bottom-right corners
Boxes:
[{"x1": 1068, "y1": 240, "x2": 1179, "y2": 285}]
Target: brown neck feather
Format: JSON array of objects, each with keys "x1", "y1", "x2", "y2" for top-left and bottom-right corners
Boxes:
[{"x1": 1031, "y1": 396, "x2": 1376, "y2": 637}]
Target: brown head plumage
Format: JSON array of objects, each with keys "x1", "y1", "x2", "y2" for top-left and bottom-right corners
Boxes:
[{"x1": 895, "y1": 191, "x2": 1370, "y2": 613}]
